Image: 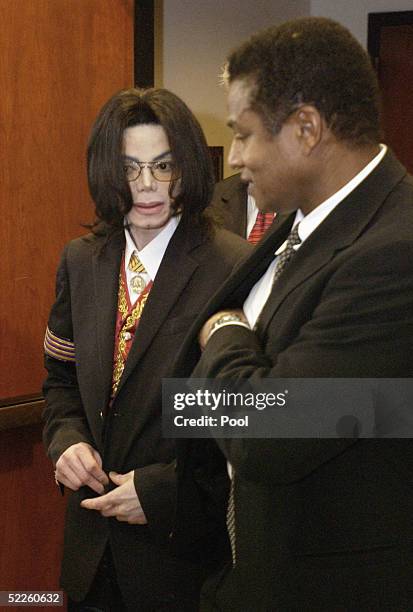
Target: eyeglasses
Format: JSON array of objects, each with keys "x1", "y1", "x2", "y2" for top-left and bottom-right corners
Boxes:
[{"x1": 123, "y1": 159, "x2": 180, "y2": 182}]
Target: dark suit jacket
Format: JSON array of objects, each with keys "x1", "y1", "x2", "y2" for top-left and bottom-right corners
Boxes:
[
  {"x1": 43, "y1": 221, "x2": 251, "y2": 609},
  {"x1": 210, "y1": 174, "x2": 248, "y2": 238},
  {"x1": 175, "y1": 151, "x2": 413, "y2": 611}
]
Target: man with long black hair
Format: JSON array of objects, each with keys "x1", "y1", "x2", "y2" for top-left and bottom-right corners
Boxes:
[{"x1": 43, "y1": 88, "x2": 250, "y2": 611}]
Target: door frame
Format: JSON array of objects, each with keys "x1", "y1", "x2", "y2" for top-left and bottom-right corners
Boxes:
[{"x1": 368, "y1": 10, "x2": 413, "y2": 68}]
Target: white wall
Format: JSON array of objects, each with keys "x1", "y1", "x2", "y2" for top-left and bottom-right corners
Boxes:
[
  {"x1": 157, "y1": 0, "x2": 310, "y2": 177},
  {"x1": 158, "y1": 0, "x2": 412, "y2": 177},
  {"x1": 311, "y1": 0, "x2": 413, "y2": 47}
]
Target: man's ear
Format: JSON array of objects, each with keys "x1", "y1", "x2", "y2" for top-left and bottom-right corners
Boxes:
[{"x1": 293, "y1": 105, "x2": 323, "y2": 154}]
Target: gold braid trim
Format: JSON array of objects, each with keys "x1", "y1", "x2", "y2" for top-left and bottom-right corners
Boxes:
[{"x1": 117, "y1": 271, "x2": 129, "y2": 319}]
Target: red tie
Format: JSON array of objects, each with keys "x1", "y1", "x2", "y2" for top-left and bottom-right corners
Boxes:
[{"x1": 248, "y1": 211, "x2": 275, "y2": 244}]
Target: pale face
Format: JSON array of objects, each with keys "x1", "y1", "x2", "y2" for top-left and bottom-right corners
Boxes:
[
  {"x1": 123, "y1": 123, "x2": 180, "y2": 249},
  {"x1": 227, "y1": 79, "x2": 307, "y2": 214}
]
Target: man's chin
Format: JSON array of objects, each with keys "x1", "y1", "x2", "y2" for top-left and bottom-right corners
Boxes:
[
  {"x1": 252, "y1": 193, "x2": 275, "y2": 213},
  {"x1": 247, "y1": 184, "x2": 277, "y2": 212}
]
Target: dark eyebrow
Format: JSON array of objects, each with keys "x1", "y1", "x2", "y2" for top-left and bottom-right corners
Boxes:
[{"x1": 123, "y1": 150, "x2": 172, "y2": 163}]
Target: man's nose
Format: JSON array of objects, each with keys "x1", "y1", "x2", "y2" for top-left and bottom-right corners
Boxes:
[
  {"x1": 228, "y1": 139, "x2": 242, "y2": 170},
  {"x1": 137, "y1": 166, "x2": 156, "y2": 190}
]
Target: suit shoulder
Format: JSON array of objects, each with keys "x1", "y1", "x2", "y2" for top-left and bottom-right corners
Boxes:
[
  {"x1": 66, "y1": 232, "x2": 98, "y2": 250},
  {"x1": 371, "y1": 174, "x2": 413, "y2": 239},
  {"x1": 65, "y1": 230, "x2": 121, "y2": 261},
  {"x1": 215, "y1": 173, "x2": 243, "y2": 191},
  {"x1": 213, "y1": 173, "x2": 243, "y2": 200}
]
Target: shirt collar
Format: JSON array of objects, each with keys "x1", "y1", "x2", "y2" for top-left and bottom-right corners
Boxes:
[
  {"x1": 296, "y1": 144, "x2": 387, "y2": 244},
  {"x1": 124, "y1": 215, "x2": 180, "y2": 281}
]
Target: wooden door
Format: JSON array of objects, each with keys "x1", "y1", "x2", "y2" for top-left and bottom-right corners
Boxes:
[
  {"x1": 368, "y1": 11, "x2": 413, "y2": 174},
  {"x1": 0, "y1": 0, "x2": 136, "y2": 600},
  {"x1": 0, "y1": 0, "x2": 134, "y2": 402}
]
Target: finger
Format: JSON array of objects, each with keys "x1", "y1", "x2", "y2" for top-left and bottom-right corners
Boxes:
[
  {"x1": 56, "y1": 462, "x2": 84, "y2": 491},
  {"x1": 78, "y1": 467, "x2": 107, "y2": 494},
  {"x1": 56, "y1": 453, "x2": 88, "y2": 485},
  {"x1": 57, "y1": 446, "x2": 102, "y2": 486},
  {"x1": 83, "y1": 476, "x2": 106, "y2": 495},
  {"x1": 90, "y1": 447, "x2": 104, "y2": 468},
  {"x1": 81, "y1": 496, "x2": 106, "y2": 511},
  {"x1": 77, "y1": 450, "x2": 109, "y2": 486},
  {"x1": 62, "y1": 456, "x2": 105, "y2": 494},
  {"x1": 82, "y1": 500, "x2": 117, "y2": 517},
  {"x1": 81, "y1": 490, "x2": 116, "y2": 511},
  {"x1": 67, "y1": 450, "x2": 107, "y2": 492}
]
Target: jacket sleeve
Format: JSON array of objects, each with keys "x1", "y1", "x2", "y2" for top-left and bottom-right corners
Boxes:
[
  {"x1": 133, "y1": 461, "x2": 177, "y2": 538},
  {"x1": 134, "y1": 445, "x2": 231, "y2": 551},
  {"x1": 191, "y1": 240, "x2": 413, "y2": 484},
  {"x1": 43, "y1": 246, "x2": 94, "y2": 465}
]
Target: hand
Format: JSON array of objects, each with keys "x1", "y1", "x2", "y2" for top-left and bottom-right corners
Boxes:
[
  {"x1": 199, "y1": 309, "x2": 248, "y2": 350},
  {"x1": 55, "y1": 442, "x2": 109, "y2": 494},
  {"x1": 80, "y1": 471, "x2": 148, "y2": 525}
]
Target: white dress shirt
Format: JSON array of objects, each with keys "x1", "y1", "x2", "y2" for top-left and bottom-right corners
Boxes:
[
  {"x1": 246, "y1": 193, "x2": 260, "y2": 238},
  {"x1": 124, "y1": 216, "x2": 180, "y2": 303}
]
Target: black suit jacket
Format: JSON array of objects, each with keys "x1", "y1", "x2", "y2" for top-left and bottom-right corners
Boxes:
[
  {"x1": 210, "y1": 174, "x2": 248, "y2": 238},
  {"x1": 175, "y1": 152, "x2": 413, "y2": 611},
  {"x1": 43, "y1": 222, "x2": 251, "y2": 608}
]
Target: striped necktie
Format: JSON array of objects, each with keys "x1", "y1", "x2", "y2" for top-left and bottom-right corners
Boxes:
[
  {"x1": 272, "y1": 224, "x2": 301, "y2": 286},
  {"x1": 128, "y1": 252, "x2": 146, "y2": 274},
  {"x1": 227, "y1": 478, "x2": 237, "y2": 565},
  {"x1": 248, "y1": 211, "x2": 275, "y2": 244}
]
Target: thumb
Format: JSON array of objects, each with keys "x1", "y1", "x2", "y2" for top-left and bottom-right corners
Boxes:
[{"x1": 109, "y1": 471, "x2": 126, "y2": 485}]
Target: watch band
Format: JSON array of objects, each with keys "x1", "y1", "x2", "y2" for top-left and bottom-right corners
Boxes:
[{"x1": 207, "y1": 313, "x2": 251, "y2": 343}]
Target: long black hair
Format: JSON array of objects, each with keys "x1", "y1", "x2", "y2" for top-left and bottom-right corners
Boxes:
[{"x1": 87, "y1": 87, "x2": 215, "y2": 234}]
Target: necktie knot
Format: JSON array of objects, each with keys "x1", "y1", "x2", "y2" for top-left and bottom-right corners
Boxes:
[{"x1": 128, "y1": 252, "x2": 146, "y2": 274}]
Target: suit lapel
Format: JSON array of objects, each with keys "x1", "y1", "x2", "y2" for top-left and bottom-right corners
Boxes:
[
  {"x1": 206, "y1": 212, "x2": 295, "y2": 312},
  {"x1": 92, "y1": 231, "x2": 125, "y2": 410}
]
